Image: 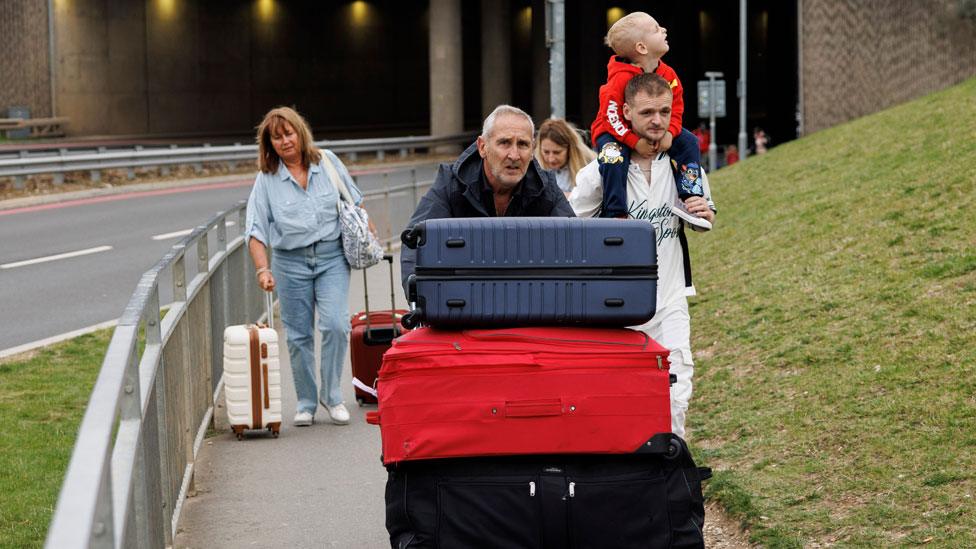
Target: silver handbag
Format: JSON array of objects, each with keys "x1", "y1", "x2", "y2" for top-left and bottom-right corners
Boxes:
[{"x1": 321, "y1": 154, "x2": 385, "y2": 269}]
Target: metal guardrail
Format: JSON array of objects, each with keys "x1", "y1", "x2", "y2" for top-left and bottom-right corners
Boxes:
[
  {"x1": 44, "y1": 166, "x2": 437, "y2": 548},
  {"x1": 0, "y1": 133, "x2": 473, "y2": 183}
]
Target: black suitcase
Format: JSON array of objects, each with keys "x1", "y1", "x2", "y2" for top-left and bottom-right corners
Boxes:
[
  {"x1": 400, "y1": 217, "x2": 657, "y2": 329},
  {"x1": 385, "y1": 433, "x2": 709, "y2": 549}
]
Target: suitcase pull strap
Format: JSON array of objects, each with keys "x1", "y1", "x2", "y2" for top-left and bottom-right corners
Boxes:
[
  {"x1": 247, "y1": 326, "x2": 263, "y2": 428},
  {"x1": 504, "y1": 398, "x2": 563, "y2": 418},
  {"x1": 262, "y1": 363, "x2": 270, "y2": 409}
]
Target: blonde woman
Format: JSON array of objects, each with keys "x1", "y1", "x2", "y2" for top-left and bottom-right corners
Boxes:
[
  {"x1": 535, "y1": 118, "x2": 596, "y2": 195},
  {"x1": 245, "y1": 106, "x2": 366, "y2": 427}
]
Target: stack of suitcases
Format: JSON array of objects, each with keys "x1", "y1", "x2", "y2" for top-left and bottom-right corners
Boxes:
[{"x1": 368, "y1": 217, "x2": 709, "y2": 548}]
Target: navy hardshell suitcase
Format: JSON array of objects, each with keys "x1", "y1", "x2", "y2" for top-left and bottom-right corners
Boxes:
[{"x1": 400, "y1": 217, "x2": 657, "y2": 329}]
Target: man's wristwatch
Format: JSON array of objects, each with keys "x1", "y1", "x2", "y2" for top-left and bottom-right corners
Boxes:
[{"x1": 256, "y1": 267, "x2": 271, "y2": 279}]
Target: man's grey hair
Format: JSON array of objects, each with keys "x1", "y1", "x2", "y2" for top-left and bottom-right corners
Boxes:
[{"x1": 481, "y1": 105, "x2": 535, "y2": 140}]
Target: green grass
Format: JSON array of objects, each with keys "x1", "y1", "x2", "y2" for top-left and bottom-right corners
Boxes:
[
  {"x1": 0, "y1": 330, "x2": 110, "y2": 548},
  {"x1": 691, "y1": 76, "x2": 976, "y2": 546}
]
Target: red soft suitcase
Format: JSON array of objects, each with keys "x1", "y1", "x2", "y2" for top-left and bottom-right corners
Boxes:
[
  {"x1": 366, "y1": 326, "x2": 672, "y2": 464},
  {"x1": 350, "y1": 254, "x2": 407, "y2": 405}
]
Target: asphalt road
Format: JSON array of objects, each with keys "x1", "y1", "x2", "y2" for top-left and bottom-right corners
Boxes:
[{"x1": 0, "y1": 179, "x2": 255, "y2": 351}]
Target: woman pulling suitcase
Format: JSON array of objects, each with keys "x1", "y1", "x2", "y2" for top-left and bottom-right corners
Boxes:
[{"x1": 244, "y1": 106, "x2": 369, "y2": 427}]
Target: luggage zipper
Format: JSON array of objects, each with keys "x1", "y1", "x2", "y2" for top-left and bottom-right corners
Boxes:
[
  {"x1": 467, "y1": 331, "x2": 651, "y2": 350},
  {"x1": 529, "y1": 481, "x2": 536, "y2": 497},
  {"x1": 392, "y1": 333, "x2": 652, "y2": 351},
  {"x1": 568, "y1": 482, "x2": 575, "y2": 498},
  {"x1": 415, "y1": 266, "x2": 656, "y2": 276}
]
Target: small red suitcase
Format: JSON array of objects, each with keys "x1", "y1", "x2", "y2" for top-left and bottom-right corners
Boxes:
[
  {"x1": 350, "y1": 254, "x2": 407, "y2": 405},
  {"x1": 366, "y1": 326, "x2": 672, "y2": 464}
]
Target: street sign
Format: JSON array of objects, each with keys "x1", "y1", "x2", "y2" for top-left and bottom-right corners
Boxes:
[{"x1": 697, "y1": 79, "x2": 726, "y2": 118}]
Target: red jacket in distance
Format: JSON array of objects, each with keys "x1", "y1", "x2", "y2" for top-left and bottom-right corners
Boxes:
[{"x1": 590, "y1": 56, "x2": 685, "y2": 148}]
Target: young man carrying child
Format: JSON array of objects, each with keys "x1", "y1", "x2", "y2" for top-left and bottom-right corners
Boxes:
[{"x1": 590, "y1": 11, "x2": 711, "y2": 230}]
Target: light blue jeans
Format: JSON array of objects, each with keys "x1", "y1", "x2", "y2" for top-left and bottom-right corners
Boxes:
[{"x1": 272, "y1": 238, "x2": 351, "y2": 414}]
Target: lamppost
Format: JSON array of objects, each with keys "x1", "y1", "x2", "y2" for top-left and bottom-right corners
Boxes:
[{"x1": 738, "y1": 0, "x2": 749, "y2": 159}]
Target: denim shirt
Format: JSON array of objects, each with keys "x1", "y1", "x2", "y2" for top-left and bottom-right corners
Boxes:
[{"x1": 245, "y1": 150, "x2": 363, "y2": 250}]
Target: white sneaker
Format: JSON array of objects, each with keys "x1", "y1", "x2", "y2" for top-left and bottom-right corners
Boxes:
[
  {"x1": 293, "y1": 410, "x2": 314, "y2": 426},
  {"x1": 326, "y1": 402, "x2": 350, "y2": 425},
  {"x1": 670, "y1": 199, "x2": 712, "y2": 231}
]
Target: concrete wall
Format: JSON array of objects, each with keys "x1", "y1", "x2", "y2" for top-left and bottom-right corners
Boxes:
[
  {"x1": 27, "y1": 0, "x2": 976, "y2": 138},
  {"x1": 0, "y1": 0, "x2": 52, "y2": 119},
  {"x1": 52, "y1": 0, "x2": 432, "y2": 137},
  {"x1": 54, "y1": 0, "x2": 149, "y2": 135},
  {"x1": 801, "y1": 0, "x2": 976, "y2": 133}
]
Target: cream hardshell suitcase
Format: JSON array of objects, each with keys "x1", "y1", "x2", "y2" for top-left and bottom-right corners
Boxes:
[{"x1": 224, "y1": 292, "x2": 282, "y2": 439}]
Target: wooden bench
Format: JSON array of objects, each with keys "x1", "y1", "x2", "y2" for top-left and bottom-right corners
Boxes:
[{"x1": 0, "y1": 117, "x2": 70, "y2": 138}]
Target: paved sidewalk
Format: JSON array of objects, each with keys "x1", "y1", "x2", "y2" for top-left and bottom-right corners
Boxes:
[
  {"x1": 171, "y1": 251, "x2": 748, "y2": 548},
  {"x1": 174, "y1": 254, "x2": 408, "y2": 548}
]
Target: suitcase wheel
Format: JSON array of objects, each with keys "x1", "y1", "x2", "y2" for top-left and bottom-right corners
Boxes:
[
  {"x1": 664, "y1": 437, "x2": 681, "y2": 460},
  {"x1": 401, "y1": 228, "x2": 419, "y2": 249},
  {"x1": 356, "y1": 397, "x2": 364, "y2": 407},
  {"x1": 400, "y1": 310, "x2": 421, "y2": 329},
  {"x1": 236, "y1": 432, "x2": 244, "y2": 441}
]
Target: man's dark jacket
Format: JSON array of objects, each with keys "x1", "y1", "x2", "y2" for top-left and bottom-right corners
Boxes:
[{"x1": 400, "y1": 141, "x2": 575, "y2": 292}]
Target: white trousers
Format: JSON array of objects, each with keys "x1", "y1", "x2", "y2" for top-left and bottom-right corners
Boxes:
[{"x1": 633, "y1": 298, "x2": 694, "y2": 439}]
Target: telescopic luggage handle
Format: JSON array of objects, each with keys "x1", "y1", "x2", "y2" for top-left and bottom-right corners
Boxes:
[
  {"x1": 363, "y1": 254, "x2": 399, "y2": 335},
  {"x1": 264, "y1": 290, "x2": 274, "y2": 330}
]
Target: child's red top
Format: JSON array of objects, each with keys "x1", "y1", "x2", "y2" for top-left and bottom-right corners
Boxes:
[{"x1": 590, "y1": 56, "x2": 685, "y2": 148}]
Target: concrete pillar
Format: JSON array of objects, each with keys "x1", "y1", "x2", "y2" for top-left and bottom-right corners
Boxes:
[
  {"x1": 547, "y1": 0, "x2": 566, "y2": 119},
  {"x1": 480, "y1": 0, "x2": 512, "y2": 119},
  {"x1": 429, "y1": 0, "x2": 463, "y2": 150}
]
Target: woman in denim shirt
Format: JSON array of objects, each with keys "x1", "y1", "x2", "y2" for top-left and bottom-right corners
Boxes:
[{"x1": 245, "y1": 106, "x2": 364, "y2": 427}]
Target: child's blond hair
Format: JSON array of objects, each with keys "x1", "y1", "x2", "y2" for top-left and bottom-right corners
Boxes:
[{"x1": 604, "y1": 11, "x2": 650, "y2": 57}]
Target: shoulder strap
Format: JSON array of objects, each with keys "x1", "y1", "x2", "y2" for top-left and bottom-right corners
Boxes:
[{"x1": 321, "y1": 151, "x2": 354, "y2": 206}]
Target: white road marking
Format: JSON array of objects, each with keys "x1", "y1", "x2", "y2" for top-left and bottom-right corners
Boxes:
[
  {"x1": 0, "y1": 245, "x2": 113, "y2": 269},
  {"x1": 151, "y1": 220, "x2": 236, "y2": 241},
  {"x1": 151, "y1": 228, "x2": 194, "y2": 241}
]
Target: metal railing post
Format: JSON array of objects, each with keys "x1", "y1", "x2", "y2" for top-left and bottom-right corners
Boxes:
[
  {"x1": 90, "y1": 454, "x2": 115, "y2": 548},
  {"x1": 143, "y1": 283, "x2": 164, "y2": 548},
  {"x1": 214, "y1": 216, "x2": 229, "y2": 397}
]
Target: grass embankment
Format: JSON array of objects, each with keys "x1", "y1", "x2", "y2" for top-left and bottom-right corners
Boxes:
[
  {"x1": 691, "y1": 77, "x2": 976, "y2": 546},
  {"x1": 0, "y1": 330, "x2": 110, "y2": 547}
]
